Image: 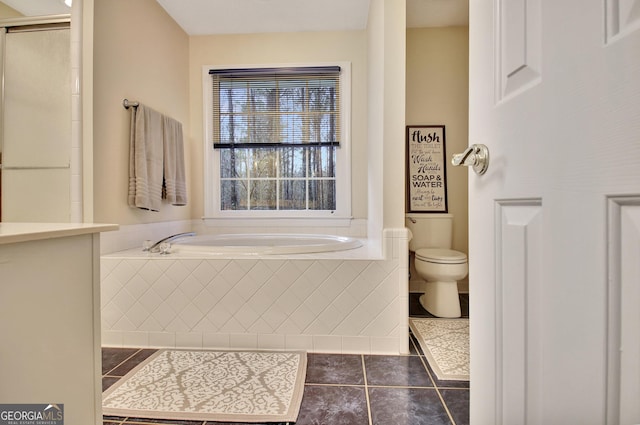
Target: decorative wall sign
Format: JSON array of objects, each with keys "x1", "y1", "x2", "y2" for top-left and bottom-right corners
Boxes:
[{"x1": 406, "y1": 125, "x2": 448, "y2": 212}]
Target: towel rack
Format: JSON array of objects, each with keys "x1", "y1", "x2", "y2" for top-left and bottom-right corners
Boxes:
[{"x1": 123, "y1": 99, "x2": 139, "y2": 109}]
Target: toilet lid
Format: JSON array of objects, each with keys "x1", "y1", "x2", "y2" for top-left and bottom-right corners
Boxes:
[{"x1": 415, "y1": 248, "x2": 467, "y2": 264}]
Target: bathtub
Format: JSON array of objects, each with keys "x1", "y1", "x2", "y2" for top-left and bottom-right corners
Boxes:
[
  {"x1": 100, "y1": 229, "x2": 409, "y2": 355},
  {"x1": 169, "y1": 233, "x2": 363, "y2": 255}
]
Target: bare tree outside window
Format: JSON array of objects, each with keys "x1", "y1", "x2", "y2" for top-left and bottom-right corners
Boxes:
[{"x1": 212, "y1": 67, "x2": 340, "y2": 212}]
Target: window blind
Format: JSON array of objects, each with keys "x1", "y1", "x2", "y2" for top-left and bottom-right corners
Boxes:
[{"x1": 210, "y1": 66, "x2": 341, "y2": 149}]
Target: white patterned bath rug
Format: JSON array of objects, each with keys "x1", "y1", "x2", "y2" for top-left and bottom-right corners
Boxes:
[
  {"x1": 409, "y1": 318, "x2": 469, "y2": 381},
  {"x1": 102, "y1": 349, "x2": 307, "y2": 423}
]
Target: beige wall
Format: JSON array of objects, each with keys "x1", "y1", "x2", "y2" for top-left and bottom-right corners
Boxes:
[
  {"x1": 406, "y1": 27, "x2": 469, "y2": 254},
  {"x1": 90, "y1": 1, "x2": 409, "y2": 236},
  {"x1": 93, "y1": 0, "x2": 190, "y2": 224},
  {"x1": 188, "y1": 31, "x2": 369, "y2": 220}
]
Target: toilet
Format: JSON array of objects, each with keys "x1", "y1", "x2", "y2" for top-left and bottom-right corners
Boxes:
[{"x1": 406, "y1": 213, "x2": 468, "y2": 318}]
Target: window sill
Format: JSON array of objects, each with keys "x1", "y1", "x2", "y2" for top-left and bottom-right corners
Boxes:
[{"x1": 201, "y1": 216, "x2": 355, "y2": 228}]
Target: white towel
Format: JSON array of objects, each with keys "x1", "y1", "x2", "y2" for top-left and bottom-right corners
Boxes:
[
  {"x1": 128, "y1": 104, "x2": 164, "y2": 211},
  {"x1": 162, "y1": 115, "x2": 187, "y2": 206}
]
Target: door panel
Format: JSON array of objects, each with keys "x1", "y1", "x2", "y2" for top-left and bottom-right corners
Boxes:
[
  {"x1": 495, "y1": 200, "x2": 542, "y2": 424},
  {"x1": 605, "y1": 0, "x2": 640, "y2": 42},
  {"x1": 607, "y1": 197, "x2": 640, "y2": 424},
  {"x1": 497, "y1": 0, "x2": 541, "y2": 100}
]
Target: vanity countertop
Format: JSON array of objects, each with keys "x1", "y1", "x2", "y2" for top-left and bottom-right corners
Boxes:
[{"x1": 0, "y1": 222, "x2": 118, "y2": 245}]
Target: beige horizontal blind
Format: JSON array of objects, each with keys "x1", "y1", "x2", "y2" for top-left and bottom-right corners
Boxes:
[{"x1": 211, "y1": 66, "x2": 341, "y2": 149}]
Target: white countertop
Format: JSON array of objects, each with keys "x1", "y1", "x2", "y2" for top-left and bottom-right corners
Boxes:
[{"x1": 0, "y1": 222, "x2": 119, "y2": 245}]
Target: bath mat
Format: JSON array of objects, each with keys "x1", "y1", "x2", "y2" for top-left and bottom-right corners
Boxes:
[
  {"x1": 102, "y1": 349, "x2": 307, "y2": 423},
  {"x1": 409, "y1": 318, "x2": 469, "y2": 381}
]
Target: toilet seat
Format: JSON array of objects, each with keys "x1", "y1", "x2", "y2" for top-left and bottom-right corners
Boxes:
[{"x1": 415, "y1": 248, "x2": 467, "y2": 264}]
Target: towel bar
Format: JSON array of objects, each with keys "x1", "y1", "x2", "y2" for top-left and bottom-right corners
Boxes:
[{"x1": 123, "y1": 99, "x2": 139, "y2": 109}]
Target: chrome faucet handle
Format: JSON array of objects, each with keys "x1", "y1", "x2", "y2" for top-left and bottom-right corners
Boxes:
[{"x1": 451, "y1": 144, "x2": 490, "y2": 175}]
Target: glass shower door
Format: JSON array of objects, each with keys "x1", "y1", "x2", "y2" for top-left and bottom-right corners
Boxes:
[{"x1": 0, "y1": 22, "x2": 71, "y2": 222}]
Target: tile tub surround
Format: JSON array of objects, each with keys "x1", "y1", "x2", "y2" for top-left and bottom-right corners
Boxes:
[
  {"x1": 101, "y1": 229, "x2": 410, "y2": 355},
  {"x1": 102, "y1": 333, "x2": 470, "y2": 425}
]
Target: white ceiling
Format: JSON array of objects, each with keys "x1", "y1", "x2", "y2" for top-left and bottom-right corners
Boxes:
[
  {"x1": 155, "y1": 0, "x2": 468, "y2": 35},
  {"x1": 1, "y1": 0, "x2": 468, "y2": 34},
  {"x1": 155, "y1": 0, "x2": 371, "y2": 35},
  {"x1": 1, "y1": 0, "x2": 69, "y2": 16}
]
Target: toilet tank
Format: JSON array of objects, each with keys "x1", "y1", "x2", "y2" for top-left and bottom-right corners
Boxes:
[{"x1": 405, "y1": 213, "x2": 453, "y2": 252}]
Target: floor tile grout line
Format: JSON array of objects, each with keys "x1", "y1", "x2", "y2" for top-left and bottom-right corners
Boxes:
[
  {"x1": 103, "y1": 348, "x2": 146, "y2": 377},
  {"x1": 415, "y1": 342, "x2": 439, "y2": 387},
  {"x1": 410, "y1": 334, "x2": 470, "y2": 389},
  {"x1": 305, "y1": 382, "x2": 443, "y2": 390},
  {"x1": 105, "y1": 348, "x2": 144, "y2": 376},
  {"x1": 103, "y1": 373, "x2": 126, "y2": 379},
  {"x1": 304, "y1": 382, "x2": 366, "y2": 388},
  {"x1": 414, "y1": 342, "x2": 458, "y2": 425},
  {"x1": 360, "y1": 354, "x2": 374, "y2": 425},
  {"x1": 366, "y1": 384, "x2": 438, "y2": 390},
  {"x1": 434, "y1": 386, "x2": 457, "y2": 425},
  {"x1": 409, "y1": 330, "x2": 425, "y2": 357},
  {"x1": 436, "y1": 386, "x2": 469, "y2": 390}
]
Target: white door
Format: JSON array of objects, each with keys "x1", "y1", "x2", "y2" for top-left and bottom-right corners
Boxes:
[{"x1": 468, "y1": 0, "x2": 640, "y2": 424}]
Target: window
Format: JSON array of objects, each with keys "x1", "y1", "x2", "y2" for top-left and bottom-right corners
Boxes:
[{"x1": 204, "y1": 64, "x2": 351, "y2": 220}]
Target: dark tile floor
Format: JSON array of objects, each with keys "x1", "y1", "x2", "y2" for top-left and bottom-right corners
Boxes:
[
  {"x1": 102, "y1": 294, "x2": 469, "y2": 425},
  {"x1": 409, "y1": 292, "x2": 469, "y2": 319}
]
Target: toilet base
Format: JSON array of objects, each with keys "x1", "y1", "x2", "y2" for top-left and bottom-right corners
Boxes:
[{"x1": 419, "y1": 280, "x2": 461, "y2": 318}]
